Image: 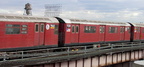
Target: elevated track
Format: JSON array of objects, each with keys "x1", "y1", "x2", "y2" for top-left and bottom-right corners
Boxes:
[{"x1": 0, "y1": 42, "x2": 144, "y2": 67}]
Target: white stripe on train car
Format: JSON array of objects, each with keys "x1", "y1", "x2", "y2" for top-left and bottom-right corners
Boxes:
[
  {"x1": 60, "y1": 18, "x2": 131, "y2": 26},
  {"x1": 130, "y1": 23, "x2": 144, "y2": 27},
  {"x1": 0, "y1": 14, "x2": 59, "y2": 23}
]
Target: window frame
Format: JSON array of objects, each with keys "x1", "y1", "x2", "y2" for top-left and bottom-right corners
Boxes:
[
  {"x1": 109, "y1": 27, "x2": 117, "y2": 33},
  {"x1": 35, "y1": 24, "x2": 39, "y2": 32},
  {"x1": 100, "y1": 26, "x2": 105, "y2": 33},
  {"x1": 40, "y1": 24, "x2": 44, "y2": 32},
  {"x1": 21, "y1": 25, "x2": 28, "y2": 34},
  {"x1": 54, "y1": 25, "x2": 58, "y2": 34},
  {"x1": 120, "y1": 27, "x2": 125, "y2": 33},
  {"x1": 76, "y1": 26, "x2": 79, "y2": 33},
  {"x1": 72, "y1": 25, "x2": 75, "y2": 33},
  {"x1": 5, "y1": 24, "x2": 21, "y2": 34},
  {"x1": 84, "y1": 26, "x2": 96, "y2": 33},
  {"x1": 142, "y1": 28, "x2": 144, "y2": 33}
]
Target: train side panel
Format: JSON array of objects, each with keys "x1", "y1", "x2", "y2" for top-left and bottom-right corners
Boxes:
[
  {"x1": 0, "y1": 21, "x2": 35, "y2": 49},
  {"x1": 140, "y1": 27, "x2": 144, "y2": 40},
  {"x1": 44, "y1": 23, "x2": 59, "y2": 46},
  {"x1": 79, "y1": 24, "x2": 99, "y2": 44},
  {"x1": 64, "y1": 23, "x2": 72, "y2": 45},
  {"x1": 103, "y1": 25, "x2": 130, "y2": 42},
  {"x1": 124, "y1": 26, "x2": 131, "y2": 41},
  {"x1": 34, "y1": 23, "x2": 45, "y2": 46},
  {"x1": 129, "y1": 23, "x2": 141, "y2": 42},
  {"x1": 105, "y1": 26, "x2": 121, "y2": 42},
  {"x1": 133, "y1": 27, "x2": 140, "y2": 41}
]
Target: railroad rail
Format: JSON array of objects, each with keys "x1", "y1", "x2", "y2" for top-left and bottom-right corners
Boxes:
[{"x1": 0, "y1": 42, "x2": 144, "y2": 66}]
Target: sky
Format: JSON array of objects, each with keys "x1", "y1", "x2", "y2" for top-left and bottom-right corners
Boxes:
[{"x1": 0, "y1": 0, "x2": 144, "y2": 23}]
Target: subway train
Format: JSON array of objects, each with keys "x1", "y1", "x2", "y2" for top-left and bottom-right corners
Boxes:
[{"x1": 0, "y1": 14, "x2": 144, "y2": 51}]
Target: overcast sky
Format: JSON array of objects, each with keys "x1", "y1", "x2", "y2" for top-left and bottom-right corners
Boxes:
[{"x1": 0, "y1": 0, "x2": 144, "y2": 22}]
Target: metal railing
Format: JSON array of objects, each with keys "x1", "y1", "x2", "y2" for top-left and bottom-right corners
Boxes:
[{"x1": 0, "y1": 42, "x2": 144, "y2": 61}]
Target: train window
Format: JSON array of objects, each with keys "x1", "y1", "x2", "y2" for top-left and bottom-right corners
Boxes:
[
  {"x1": 90, "y1": 26, "x2": 96, "y2": 33},
  {"x1": 120, "y1": 27, "x2": 124, "y2": 33},
  {"x1": 22, "y1": 25, "x2": 28, "y2": 27},
  {"x1": 6, "y1": 24, "x2": 20, "y2": 34},
  {"x1": 41, "y1": 24, "x2": 44, "y2": 32},
  {"x1": 84, "y1": 26, "x2": 89, "y2": 33},
  {"x1": 109, "y1": 27, "x2": 117, "y2": 33},
  {"x1": 100, "y1": 26, "x2": 105, "y2": 33},
  {"x1": 76, "y1": 26, "x2": 79, "y2": 33},
  {"x1": 35, "y1": 24, "x2": 39, "y2": 32},
  {"x1": 115, "y1": 27, "x2": 118, "y2": 33},
  {"x1": 84, "y1": 26, "x2": 96, "y2": 33},
  {"x1": 127, "y1": 27, "x2": 131, "y2": 33},
  {"x1": 6, "y1": 24, "x2": 13, "y2": 27},
  {"x1": 142, "y1": 29, "x2": 144, "y2": 33},
  {"x1": 13, "y1": 25, "x2": 20, "y2": 27},
  {"x1": 54, "y1": 25, "x2": 58, "y2": 34},
  {"x1": 6, "y1": 24, "x2": 20, "y2": 27},
  {"x1": 6, "y1": 28, "x2": 20, "y2": 34},
  {"x1": 21, "y1": 25, "x2": 28, "y2": 34},
  {"x1": 72, "y1": 26, "x2": 75, "y2": 33},
  {"x1": 21, "y1": 31, "x2": 27, "y2": 34},
  {"x1": 22, "y1": 28, "x2": 27, "y2": 30},
  {"x1": 137, "y1": 27, "x2": 140, "y2": 32}
]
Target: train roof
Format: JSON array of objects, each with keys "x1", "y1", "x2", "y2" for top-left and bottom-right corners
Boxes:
[
  {"x1": 59, "y1": 17, "x2": 130, "y2": 26},
  {"x1": 0, "y1": 14, "x2": 58, "y2": 23},
  {"x1": 130, "y1": 23, "x2": 144, "y2": 27}
]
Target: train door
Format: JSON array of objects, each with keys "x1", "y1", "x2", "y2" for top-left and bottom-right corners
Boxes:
[
  {"x1": 140, "y1": 27, "x2": 144, "y2": 40},
  {"x1": 71, "y1": 24, "x2": 79, "y2": 43},
  {"x1": 34, "y1": 23, "x2": 45, "y2": 46},
  {"x1": 136, "y1": 27, "x2": 140, "y2": 40},
  {"x1": 99, "y1": 25, "x2": 105, "y2": 42},
  {"x1": 120, "y1": 26, "x2": 125, "y2": 40},
  {"x1": 134, "y1": 27, "x2": 140, "y2": 40}
]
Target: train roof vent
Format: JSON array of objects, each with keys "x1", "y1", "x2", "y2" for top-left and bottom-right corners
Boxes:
[
  {"x1": 6, "y1": 16, "x2": 15, "y2": 19},
  {"x1": 75, "y1": 19, "x2": 80, "y2": 22},
  {"x1": 81, "y1": 20, "x2": 88, "y2": 22},
  {"x1": 29, "y1": 17, "x2": 36, "y2": 20},
  {"x1": 0, "y1": 15, "x2": 5, "y2": 19},
  {"x1": 43, "y1": 18, "x2": 50, "y2": 20},
  {"x1": 70, "y1": 19, "x2": 75, "y2": 21},
  {"x1": 15, "y1": 16, "x2": 23, "y2": 19},
  {"x1": 23, "y1": 17, "x2": 30, "y2": 20},
  {"x1": 36, "y1": 17, "x2": 44, "y2": 20}
]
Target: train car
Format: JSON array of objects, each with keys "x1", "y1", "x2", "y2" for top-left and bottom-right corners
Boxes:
[
  {"x1": 0, "y1": 14, "x2": 59, "y2": 50},
  {"x1": 129, "y1": 23, "x2": 144, "y2": 41},
  {"x1": 0, "y1": 14, "x2": 142, "y2": 51},
  {"x1": 56, "y1": 17, "x2": 131, "y2": 46}
]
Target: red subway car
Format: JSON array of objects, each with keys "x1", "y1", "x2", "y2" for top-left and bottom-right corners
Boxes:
[
  {"x1": 129, "y1": 23, "x2": 144, "y2": 41},
  {"x1": 0, "y1": 15, "x2": 59, "y2": 49},
  {"x1": 0, "y1": 14, "x2": 144, "y2": 51},
  {"x1": 56, "y1": 17, "x2": 131, "y2": 46}
]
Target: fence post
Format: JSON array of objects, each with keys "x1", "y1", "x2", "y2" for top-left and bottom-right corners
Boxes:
[
  {"x1": 3, "y1": 52, "x2": 7, "y2": 61},
  {"x1": 111, "y1": 44, "x2": 113, "y2": 49},
  {"x1": 85, "y1": 46, "x2": 87, "y2": 54},
  {"x1": 21, "y1": 51, "x2": 24, "y2": 59},
  {"x1": 68, "y1": 47, "x2": 70, "y2": 56}
]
